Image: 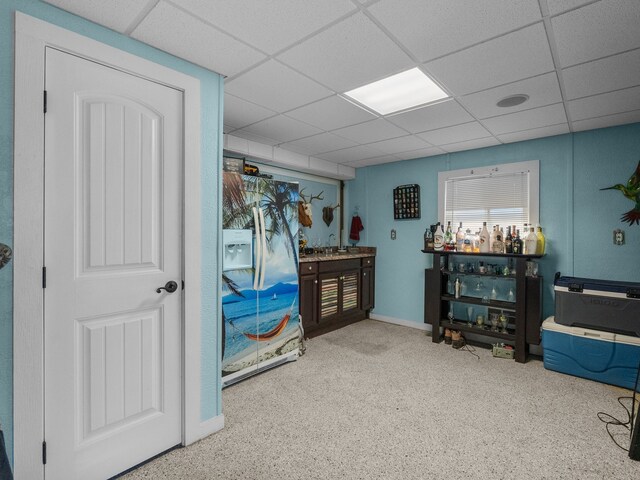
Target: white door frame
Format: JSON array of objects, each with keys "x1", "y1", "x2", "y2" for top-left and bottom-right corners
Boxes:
[{"x1": 13, "y1": 13, "x2": 203, "y2": 479}]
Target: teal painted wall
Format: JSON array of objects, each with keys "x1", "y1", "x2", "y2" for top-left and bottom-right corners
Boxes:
[
  {"x1": 0, "y1": 1, "x2": 223, "y2": 466},
  {"x1": 347, "y1": 123, "x2": 640, "y2": 325}
]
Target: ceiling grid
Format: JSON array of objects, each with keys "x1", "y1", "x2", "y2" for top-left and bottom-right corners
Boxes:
[{"x1": 43, "y1": 0, "x2": 640, "y2": 172}]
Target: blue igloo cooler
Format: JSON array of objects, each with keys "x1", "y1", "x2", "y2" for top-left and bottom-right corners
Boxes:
[
  {"x1": 542, "y1": 317, "x2": 640, "y2": 390},
  {"x1": 554, "y1": 275, "x2": 640, "y2": 337}
]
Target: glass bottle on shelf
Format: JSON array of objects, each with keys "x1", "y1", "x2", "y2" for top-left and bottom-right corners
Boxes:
[
  {"x1": 479, "y1": 222, "x2": 490, "y2": 253},
  {"x1": 444, "y1": 221, "x2": 453, "y2": 250},
  {"x1": 489, "y1": 225, "x2": 497, "y2": 252},
  {"x1": 454, "y1": 277, "x2": 461, "y2": 298},
  {"x1": 456, "y1": 222, "x2": 464, "y2": 252},
  {"x1": 434, "y1": 222, "x2": 445, "y2": 251},
  {"x1": 463, "y1": 229, "x2": 473, "y2": 252},
  {"x1": 504, "y1": 226, "x2": 513, "y2": 254},
  {"x1": 512, "y1": 229, "x2": 522, "y2": 254},
  {"x1": 447, "y1": 277, "x2": 454, "y2": 295},
  {"x1": 472, "y1": 230, "x2": 480, "y2": 253},
  {"x1": 492, "y1": 229, "x2": 504, "y2": 253},
  {"x1": 536, "y1": 225, "x2": 546, "y2": 255},
  {"x1": 525, "y1": 227, "x2": 538, "y2": 255}
]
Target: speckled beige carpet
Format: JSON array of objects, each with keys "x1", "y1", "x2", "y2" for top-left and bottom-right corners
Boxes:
[{"x1": 124, "y1": 320, "x2": 639, "y2": 479}]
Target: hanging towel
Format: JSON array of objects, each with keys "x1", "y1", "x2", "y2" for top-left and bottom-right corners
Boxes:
[
  {"x1": 349, "y1": 215, "x2": 364, "y2": 242},
  {"x1": 0, "y1": 427, "x2": 13, "y2": 480}
]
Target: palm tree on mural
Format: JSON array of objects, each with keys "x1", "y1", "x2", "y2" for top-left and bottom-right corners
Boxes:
[
  {"x1": 258, "y1": 178, "x2": 300, "y2": 274},
  {"x1": 221, "y1": 172, "x2": 255, "y2": 360}
]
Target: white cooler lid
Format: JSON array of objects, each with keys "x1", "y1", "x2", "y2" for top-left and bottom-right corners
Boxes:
[{"x1": 542, "y1": 317, "x2": 640, "y2": 346}]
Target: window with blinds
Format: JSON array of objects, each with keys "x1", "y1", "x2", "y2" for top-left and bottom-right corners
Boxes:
[{"x1": 438, "y1": 161, "x2": 539, "y2": 234}]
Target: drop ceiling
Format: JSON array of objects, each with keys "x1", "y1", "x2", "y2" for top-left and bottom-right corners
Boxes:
[{"x1": 43, "y1": 0, "x2": 640, "y2": 171}]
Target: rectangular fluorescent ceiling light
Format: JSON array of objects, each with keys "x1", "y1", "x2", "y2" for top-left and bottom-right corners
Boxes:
[{"x1": 343, "y1": 68, "x2": 449, "y2": 115}]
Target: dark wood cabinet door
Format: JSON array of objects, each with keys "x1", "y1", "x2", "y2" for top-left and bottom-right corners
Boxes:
[
  {"x1": 299, "y1": 273, "x2": 318, "y2": 329},
  {"x1": 319, "y1": 272, "x2": 341, "y2": 323},
  {"x1": 361, "y1": 267, "x2": 373, "y2": 311}
]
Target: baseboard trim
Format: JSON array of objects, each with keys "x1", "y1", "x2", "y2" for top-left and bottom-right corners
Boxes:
[
  {"x1": 369, "y1": 314, "x2": 431, "y2": 332},
  {"x1": 196, "y1": 414, "x2": 225, "y2": 443}
]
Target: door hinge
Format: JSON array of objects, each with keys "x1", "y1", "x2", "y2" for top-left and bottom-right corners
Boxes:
[
  {"x1": 43, "y1": 90, "x2": 47, "y2": 114},
  {"x1": 42, "y1": 440, "x2": 47, "y2": 464},
  {"x1": 182, "y1": 280, "x2": 185, "y2": 290},
  {"x1": 42, "y1": 266, "x2": 46, "y2": 288}
]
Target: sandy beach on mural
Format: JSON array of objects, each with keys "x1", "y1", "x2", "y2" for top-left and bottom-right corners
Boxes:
[{"x1": 222, "y1": 328, "x2": 300, "y2": 376}]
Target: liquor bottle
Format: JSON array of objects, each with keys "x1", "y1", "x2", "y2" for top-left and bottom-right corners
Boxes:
[
  {"x1": 512, "y1": 229, "x2": 522, "y2": 254},
  {"x1": 492, "y1": 229, "x2": 504, "y2": 253},
  {"x1": 504, "y1": 226, "x2": 513, "y2": 254},
  {"x1": 444, "y1": 221, "x2": 455, "y2": 251},
  {"x1": 463, "y1": 229, "x2": 473, "y2": 252},
  {"x1": 454, "y1": 277, "x2": 461, "y2": 299},
  {"x1": 489, "y1": 225, "x2": 497, "y2": 252},
  {"x1": 434, "y1": 223, "x2": 445, "y2": 251},
  {"x1": 456, "y1": 222, "x2": 465, "y2": 251},
  {"x1": 536, "y1": 225, "x2": 546, "y2": 255},
  {"x1": 479, "y1": 222, "x2": 490, "y2": 253},
  {"x1": 472, "y1": 231, "x2": 480, "y2": 253},
  {"x1": 424, "y1": 228, "x2": 430, "y2": 250},
  {"x1": 525, "y1": 227, "x2": 538, "y2": 255}
]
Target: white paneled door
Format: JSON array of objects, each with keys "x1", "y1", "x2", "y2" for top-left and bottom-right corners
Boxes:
[{"x1": 44, "y1": 48, "x2": 183, "y2": 480}]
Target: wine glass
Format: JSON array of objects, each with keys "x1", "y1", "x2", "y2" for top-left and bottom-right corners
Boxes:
[
  {"x1": 490, "y1": 312, "x2": 499, "y2": 332},
  {"x1": 467, "y1": 306, "x2": 474, "y2": 327},
  {"x1": 490, "y1": 280, "x2": 499, "y2": 300}
]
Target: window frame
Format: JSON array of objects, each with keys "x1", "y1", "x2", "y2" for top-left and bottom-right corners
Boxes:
[{"x1": 437, "y1": 160, "x2": 540, "y2": 231}]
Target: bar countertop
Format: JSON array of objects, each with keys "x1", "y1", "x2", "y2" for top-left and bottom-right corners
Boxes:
[{"x1": 299, "y1": 246, "x2": 376, "y2": 263}]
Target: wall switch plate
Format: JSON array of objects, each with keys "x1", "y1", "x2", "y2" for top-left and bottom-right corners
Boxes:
[
  {"x1": 613, "y1": 229, "x2": 625, "y2": 245},
  {"x1": 391, "y1": 229, "x2": 396, "y2": 240}
]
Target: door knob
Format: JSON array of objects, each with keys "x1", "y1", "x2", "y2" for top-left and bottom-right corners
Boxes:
[{"x1": 156, "y1": 281, "x2": 178, "y2": 293}]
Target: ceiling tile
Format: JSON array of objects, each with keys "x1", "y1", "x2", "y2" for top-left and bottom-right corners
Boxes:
[
  {"x1": 418, "y1": 122, "x2": 492, "y2": 146},
  {"x1": 280, "y1": 133, "x2": 357, "y2": 156},
  {"x1": 572, "y1": 109, "x2": 640, "y2": 132},
  {"x1": 173, "y1": 0, "x2": 356, "y2": 55},
  {"x1": 277, "y1": 12, "x2": 414, "y2": 92},
  {"x1": 425, "y1": 23, "x2": 554, "y2": 95},
  {"x1": 331, "y1": 118, "x2": 407, "y2": 144},
  {"x1": 225, "y1": 60, "x2": 333, "y2": 113},
  {"x1": 394, "y1": 146, "x2": 446, "y2": 161},
  {"x1": 547, "y1": 0, "x2": 594, "y2": 16},
  {"x1": 562, "y1": 49, "x2": 640, "y2": 100},
  {"x1": 551, "y1": 0, "x2": 640, "y2": 67},
  {"x1": 458, "y1": 73, "x2": 562, "y2": 119},
  {"x1": 497, "y1": 123, "x2": 570, "y2": 144},
  {"x1": 43, "y1": 0, "x2": 150, "y2": 32},
  {"x1": 482, "y1": 103, "x2": 568, "y2": 135},
  {"x1": 224, "y1": 94, "x2": 277, "y2": 130},
  {"x1": 344, "y1": 154, "x2": 401, "y2": 167},
  {"x1": 440, "y1": 137, "x2": 501, "y2": 153},
  {"x1": 366, "y1": 135, "x2": 432, "y2": 154},
  {"x1": 386, "y1": 100, "x2": 474, "y2": 133},
  {"x1": 229, "y1": 129, "x2": 280, "y2": 146},
  {"x1": 567, "y1": 86, "x2": 640, "y2": 121},
  {"x1": 131, "y1": 1, "x2": 265, "y2": 77},
  {"x1": 237, "y1": 115, "x2": 323, "y2": 144},
  {"x1": 285, "y1": 96, "x2": 377, "y2": 131},
  {"x1": 369, "y1": 0, "x2": 541, "y2": 62},
  {"x1": 317, "y1": 145, "x2": 386, "y2": 163}
]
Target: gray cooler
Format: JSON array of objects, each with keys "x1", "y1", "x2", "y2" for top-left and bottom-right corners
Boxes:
[{"x1": 554, "y1": 275, "x2": 640, "y2": 337}]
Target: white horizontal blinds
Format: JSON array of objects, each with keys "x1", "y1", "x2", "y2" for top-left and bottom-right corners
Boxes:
[{"x1": 444, "y1": 171, "x2": 529, "y2": 234}]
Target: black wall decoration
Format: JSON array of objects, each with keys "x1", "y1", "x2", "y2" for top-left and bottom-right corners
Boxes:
[{"x1": 393, "y1": 184, "x2": 420, "y2": 220}]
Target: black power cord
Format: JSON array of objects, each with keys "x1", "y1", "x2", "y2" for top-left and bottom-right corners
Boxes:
[{"x1": 597, "y1": 356, "x2": 640, "y2": 453}]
